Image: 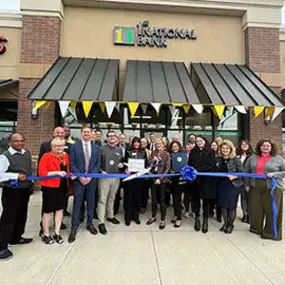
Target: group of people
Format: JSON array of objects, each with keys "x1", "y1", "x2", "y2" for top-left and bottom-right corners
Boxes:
[{"x1": 0, "y1": 127, "x2": 284, "y2": 261}]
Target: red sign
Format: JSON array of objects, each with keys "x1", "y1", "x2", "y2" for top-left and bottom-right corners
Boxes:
[{"x1": 0, "y1": 36, "x2": 8, "y2": 55}]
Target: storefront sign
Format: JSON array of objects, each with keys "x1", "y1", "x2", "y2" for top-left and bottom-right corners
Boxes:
[
  {"x1": 113, "y1": 20, "x2": 197, "y2": 48},
  {"x1": 0, "y1": 36, "x2": 8, "y2": 55}
]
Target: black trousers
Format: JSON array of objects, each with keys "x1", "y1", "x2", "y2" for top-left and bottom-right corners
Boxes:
[
  {"x1": 191, "y1": 187, "x2": 211, "y2": 218},
  {"x1": 141, "y1": 179, "x2": 151, "y2": 209},
  {"x1": 0, "y1": 187, "x2": 30, "y2": 250},
  {"x1": 124, "y1": 179, "x2": 142, "y2": 222},
  {"x1": 172, "y1": 182, "x2": 185, "y2": 220},
  {"x1": 151, "y1": 183, "x2": 167, "y2": 221},
  {"x1": 183, "y1": 184, "x2": 191, "y2": 212}
]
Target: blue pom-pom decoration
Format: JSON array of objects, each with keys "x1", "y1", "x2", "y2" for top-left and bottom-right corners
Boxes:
[{"x1": 180, "y1": 166, "x2": 197, "y2": 182}]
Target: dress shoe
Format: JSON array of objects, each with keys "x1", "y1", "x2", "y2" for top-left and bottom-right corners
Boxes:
[
  {"x1": 60, "y1": 223, "x2": 67, "y2": 230},
  {"x1": 220, "y1": 224, "x2": 227, "y2": 232},
  {"x1": 107, "y1": 217, "x2": 120, "y2": 225},
  {"x1": 64, "y1": 210, "x2": 71, "y2": 217},
  {"x1": 146, "y1": 218, "x2": 156, "y2": 225},
  {"x1": 174, "y1": 220, "x2": 182, "y2": 228},
  {"x1": 159, "y1": 222, "x2": 166, "y2": 230},
  {"x1": 242, "y1": 215, "x2": 250, "y2": 224},
  {"x1": 217, "y1": 215, "x2": 222, "y2": 223},
  {"x1": 125, "y1": 221, "x2": 131, "y2": 226},
  {"x1": 0, "y1": 249, "x2": 13, "y2": 261},
  {"x1": 68, "y1": 231, "x2": 77, "y2": 243},
  {"x1": 202, "y1": 218, "x2": 208, "y2": 234},
  {"x1": 98, "y1": 224, "x2": 108, "y2": 235},
  {"x1": 134, "y1": 219, "x2": 141, "y2": 225},
  {"x1": 225, "y1": 224, "x2": 234, "y2": 234},
  {"x1": 194, "y1": 217, "x2": 201, "y2": 232},
  {"x1": 10, "y1": 237, "x2": 33, "y2": 245},
  {"x1": 87, "y1": 225, "x2": 98, "y2": 235}
]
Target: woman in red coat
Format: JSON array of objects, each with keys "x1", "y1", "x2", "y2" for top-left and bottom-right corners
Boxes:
[{"x1": 38, "y1": 138, "x2": 71, "y2": 245}]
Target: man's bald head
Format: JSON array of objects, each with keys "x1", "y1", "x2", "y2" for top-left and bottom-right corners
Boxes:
[{"x1": 53, "y1": 127, "x2": 65, "y2": 139}]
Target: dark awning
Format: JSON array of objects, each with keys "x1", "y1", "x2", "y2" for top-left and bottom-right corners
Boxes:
[
  {"x1": 28, "y1": 57, "x2": 120, "y2": 101},
  {"x1": 191, "y1": 63, "x2": 284, "y2": 107},
  {"x1": 0, "y1": 79, "x2": 19, "y2": 90},
  {"x1": 123, "y1": 60, "x2": 199, "y2": 103}
]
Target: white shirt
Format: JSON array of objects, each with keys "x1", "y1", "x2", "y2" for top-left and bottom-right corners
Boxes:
[
  {"x1": 82, "y1": 140, "x2": 91, "y2": 159},
  {"x1": 0, "y1": 147, "x2": 26, "y2": 182}
]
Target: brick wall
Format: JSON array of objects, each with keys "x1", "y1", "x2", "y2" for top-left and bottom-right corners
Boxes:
[
  {"x1": 244, "y1": 27, "x2": 282, "y2": 151},
  {"x1": 18, "y1": 15, "x2": 61, "y2": 155}
]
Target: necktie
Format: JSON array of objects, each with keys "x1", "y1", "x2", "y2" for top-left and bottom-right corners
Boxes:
[{"x1": 84, "y1": 143, "x2": 90, "y2": 173}]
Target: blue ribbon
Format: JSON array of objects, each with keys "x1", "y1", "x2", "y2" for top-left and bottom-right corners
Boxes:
[{"x1": 10, "y1": 166, "x2": 278, "y2": 239}]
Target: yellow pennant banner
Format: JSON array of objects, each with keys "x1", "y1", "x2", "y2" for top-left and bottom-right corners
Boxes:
[
  {"x1": 33, "y1": 100, "x2": 46, "y2": 112},
  {"x1": 264, "y1": 107, "x2": 275, "y2": 120},
  {"x1": 82, "y1": 101, "x2": 93, "y2": 118},
  {"x1": 254, "y1": 106, "x2": 264, "y2": 118},
  {"x1": 99, "y1": 102, "x2": 105, "y2": 113},
  {"x1": 128, "y1": 102, "x2": 140, "y2": 117},
  {"x1": 213, "y1": 105, "x2": 225, "y2": 119},
  {"x1": 70, "y1": 101, "x2": 77, "y2": 110},
  {"x1": 172, "y1": 103, "x2": 183, "y2": 107},
  {"x1": 44, "y1": 101, "x2": 52, "y2": 110},
  {"x1": 183, "y1": 105, "x2": 191, "y2": 114}
]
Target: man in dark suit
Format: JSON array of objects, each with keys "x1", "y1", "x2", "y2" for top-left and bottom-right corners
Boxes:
[
  {"x1": 114, "y1": 133, "x2": 129, "y2": 215},
  {"x1": 148, "y1": 133, "x2": 156, "y2": 151},
  {"x1": 68, "y1": 127, "x2": 101, "y2": 243}
]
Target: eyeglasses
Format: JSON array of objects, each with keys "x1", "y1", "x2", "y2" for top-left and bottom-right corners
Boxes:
[{"x1": 11, "y1": 140, "x2": 24, "y2": 143}]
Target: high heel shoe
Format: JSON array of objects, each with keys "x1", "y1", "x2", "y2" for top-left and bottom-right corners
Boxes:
[
  {"x1": 159, "y1": 221, "x2": 166, "y2": 230},
  {"x1": 225, "y1": 224, "x2": 234, "y2": 234},
  {"x1": 146, "y1": 218, "x2": 156, "y2": 225},
  {"x1": 174, "y1": 220, "x2": 182, "y2": 228},
  {"x1": 194, "y1": 217, "x2": 201, "y2": 232},
  {"x1": 220, "y1": 224, "x2": 227, "y2": 232}
]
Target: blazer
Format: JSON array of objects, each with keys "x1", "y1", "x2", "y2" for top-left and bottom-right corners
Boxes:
[
  {"x1": 216, "y1": 156, "x2": 244, "y2": 188},
  {"x1": 70, "y1": 140, "x2": 100, "y2": 176},
  {"x1": 149, "y1": 150, "x2": 171, "y2": 183},
  {"x1": 38, "y1": 152, "x2": 70, "y2": 188},
  {"x1": 38, "y1": 140, "x2": 71, "y2": 164}
]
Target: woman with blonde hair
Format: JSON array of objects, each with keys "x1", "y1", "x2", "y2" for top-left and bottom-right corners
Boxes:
[
  {"x1": 216, "y1": 140, "x2": 244, "y2": 234},
  {"x1": 38, "y1": 138, "x2": 71, "y2": 244}
]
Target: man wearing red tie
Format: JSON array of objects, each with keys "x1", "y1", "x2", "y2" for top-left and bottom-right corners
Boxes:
[{"x1": 68, "y1": 128, "x2": 100, "y2": 243}]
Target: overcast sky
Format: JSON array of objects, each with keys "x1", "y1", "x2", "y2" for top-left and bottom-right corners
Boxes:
[{"x1": 0, "y1": 0, "x2": 285, "y2": 23}]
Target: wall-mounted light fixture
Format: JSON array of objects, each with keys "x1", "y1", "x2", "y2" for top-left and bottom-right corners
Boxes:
[{"x1": 31, "y1": 101, "x2": 38, "y2": 120}]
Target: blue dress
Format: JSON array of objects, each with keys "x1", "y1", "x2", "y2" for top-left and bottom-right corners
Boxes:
[{"x1": 217, "y1": 159, "x2": 241, "y2": 209}]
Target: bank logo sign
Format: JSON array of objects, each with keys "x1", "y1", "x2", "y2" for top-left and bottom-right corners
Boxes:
[{"x1": 113, "y1": 20, "x2": 197, "y2": 48}]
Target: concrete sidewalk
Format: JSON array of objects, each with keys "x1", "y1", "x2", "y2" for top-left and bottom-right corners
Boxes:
[{"x1": 0, "y1": 190, "x2": 285, "y2": 285}]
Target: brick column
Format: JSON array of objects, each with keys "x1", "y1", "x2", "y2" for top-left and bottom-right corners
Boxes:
[
  {"x1": 18, "y1": 15, "x2": 61, "y2": 155},
  {"x1": 244, "y1": 27, "x2": 282, "y2": 150}
]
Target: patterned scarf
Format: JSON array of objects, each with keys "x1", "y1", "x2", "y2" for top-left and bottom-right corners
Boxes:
[{"x1": 50, "y1": 151, "x2": 67, "y2": 166}]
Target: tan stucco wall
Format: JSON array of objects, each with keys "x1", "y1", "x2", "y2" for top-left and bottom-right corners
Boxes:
[
  {"x1": 0, "y1": 27, "x2": 22, "y2": 79},
  {"x1": 60, "y1": 7, "x2": 245, "y2": 68}
]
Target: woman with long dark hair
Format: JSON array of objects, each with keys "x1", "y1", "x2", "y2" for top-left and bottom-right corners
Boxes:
[
  {"x1": 188, "y1": 136, "x2": 216, "y2": 234},
  {"x1": 236, "y1": 139, "x2": 253, "y2": 223},
  {"x1": 245, "y1": 140, "x2": 285, "y2": 240},
  {"x1": 169, "y1": 140, "x2": 185, "y2": 228},
  {"x1": 123, "y1": 137, "x2": 147, "y2": 226}
]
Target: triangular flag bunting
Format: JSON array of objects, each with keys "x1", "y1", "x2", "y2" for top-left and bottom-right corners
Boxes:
[
  {"x1": 172, "y1": 103, "x2": 183, "y2": 107},
  {"x1": 264, "y1": 107, "x2": 275, "y2": 120},
  {"x1": 58, "y1": 101, "x2": 70, "y2": 118},
  {"x1": 115, "y1": 102, "x2": 120, "y2": 112},
  {"x1": 271, "y1": 107, "x2": 284, "y2": 122},
  {"x1": 213, "y1": 105, "x2": 225, "y2": 119},
  {"x1": 254, "y1": 106, "x2": 264, "y2": 118},
  {"x1": 168, "y1": 105, "x2": 176, "y2": 117},
  {"x1": 44, "y1": 101, "x2": 52, "y2": 110},
  {"x1": 128, "y1": 102, "x2": 140, "y2": 117},
  {"x1": 192, "y1": 104, "x2": 204, "y2": 114},
  {"x1": 151, "y1": 103, "x2": 161, "y2": 115},
  {"x1": 234, "y1": 106, "x2": 247, "y2": 114},
  {"x1": 99, "y1": 103, "x2": 105, "y2": 113},
  {"x1": 32, "y1": 100, "x2": 46, "y2": 112},
  {"x1": 183, "y1": 105, "x2": 191, "y2": 114},
  {"x1": 68, "y1": 106, "x2": 77, "y2": 121},
  {"x1": 82, "y1": 101, "x2": 93, "y2": 118},
  {"x1": 141, "y1": 104, "x2": 148, "y2": 115},
  {"x1": 105, "y1": 102, "x2": 116, "y2": 118},
  {"x1": 227, "y1": 107, "x2": 234, "y2": 115}
]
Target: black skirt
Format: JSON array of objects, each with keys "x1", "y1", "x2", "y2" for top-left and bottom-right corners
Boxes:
[{"x1": 42, "y1": 180, "x2": 67, "y2": 213}]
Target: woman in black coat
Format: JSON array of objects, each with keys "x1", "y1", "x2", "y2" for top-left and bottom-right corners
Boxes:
[
  {"x1": 188, "y1": 136, "x2": 216, "y2": 234},
  {"x1": 123, "y1": 137, "x2": 147, "y2": 226}
]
